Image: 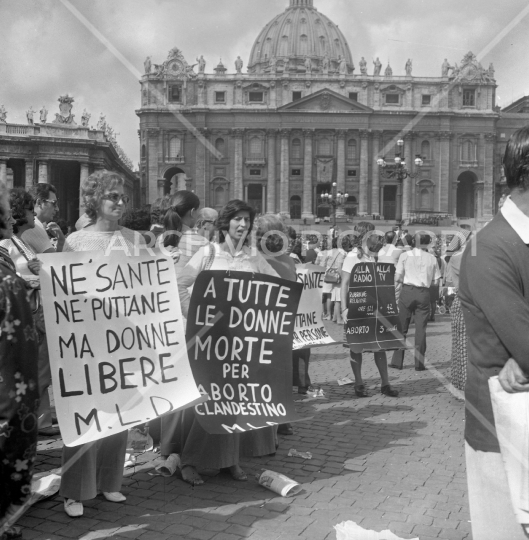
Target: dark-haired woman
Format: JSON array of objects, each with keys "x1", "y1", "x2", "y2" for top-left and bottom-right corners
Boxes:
[
  {"x1": 156, "y1": 191, "x2": 208, "y2": 464},
  {"x1": 176, "y1": 200, "x2": 279, "y2": 485},
  {"x1": 0, "y1": 189, "x2": 54, "y2": 437},
  {"x1": 60, "y1": 170, "x2": 145, "y2": 517},
  {"x1": 0, "y1": 186, "x2": 39, "y2": 539},
  {"x1": 340, "y1": 222, "x2": 399, "y2": 398}
]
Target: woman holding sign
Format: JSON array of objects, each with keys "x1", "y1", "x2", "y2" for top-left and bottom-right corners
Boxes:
[
  {"x1": 177, "y1": 200, "x2": 279, "y2": 485},
  {"x1": 59, "y1": 170, "x2": 145, "y2": 518},
  {"x1": 340, "y1": 223, "x2": 399, "y2": 398}
]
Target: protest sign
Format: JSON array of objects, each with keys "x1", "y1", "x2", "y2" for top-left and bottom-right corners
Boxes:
[
  {"x1": 186, "y1": 270, "x2": 303, "y2": 434},
  {"x1": 293, "y1": 264, "x2": 336, "y2": 350},
  {"x1": 39, "y1": 251, "x2": 203, "y2": 447},
  {"x1": 345, "y1": 261, "x2": 406, "y2": 353}
]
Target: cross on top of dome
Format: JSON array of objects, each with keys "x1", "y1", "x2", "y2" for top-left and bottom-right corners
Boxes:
[{"x1": 290, "y1": 0, "x2": 314, "y2": 7}]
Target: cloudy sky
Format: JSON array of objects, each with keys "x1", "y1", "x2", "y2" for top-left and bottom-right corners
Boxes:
[{"x1": 1, "y1": 0, "x2": 529, "y2": 166}]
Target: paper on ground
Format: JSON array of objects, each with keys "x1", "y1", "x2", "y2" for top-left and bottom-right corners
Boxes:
[
  {"x1": 334, "y1": 521, "x2": 418, "y2": 540},
  {"x1": 489, "y1": 376, "x2": 529, "y2": 526}
]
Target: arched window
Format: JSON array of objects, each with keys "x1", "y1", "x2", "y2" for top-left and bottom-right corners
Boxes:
[
  {"x1": 168, "y1": 137, "x2": 182, "y2": 159},
  {"x1": 215, "y1": 137, "x2": 225, "y2": 156},
  {"x1": 421, "y1": 140, "x2": 430, "y2": 159},
  {"x1": 318, "y1": 137, "x2": 331, "y2": 155},
  {"x1": 420, "y1": 188, "x2": 430, "y2": 209},
  {"x1": 300, "y1": 34, "x2": 308, "y2": 56},
  {"x1": 249, "y1": 136, "x2": 263, "y2": 156},
  {"x1": 141, "y1": 144, "x2": 146, "y2": 160},
  {"x1": 292, "y1": 138, "x2": 301, "y2": 159},
  {"x1": 290, "y1": 195, "x2": 301, "y2": 219},
  {"x1": 418, "y1": 180, "x2": 434, "y2": 210},
  {"x1": 319, "y1": 36, "x2": 326, "y2": 55},
  {"x1": 347, "y1": 139, "x2": 357, "y2": 160},
  {"x1": 280, "y1": 36, "x2": 289, "y2": 56},
  {"x1": 215, "y1": 185, "x2": 226, "y2": 207}
]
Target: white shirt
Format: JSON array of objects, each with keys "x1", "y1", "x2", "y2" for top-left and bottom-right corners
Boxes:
[
  {"x1": 395, "y1": 248, "x2": 441, "y2": 288},
  {"x1": 342, "y1": 248, "x2": 375, "y2": 274},
  {"x1": 501, "y1": 196, "x2": 529, "y2": 243},
  {"x1": 377, "y1": 244, "x2": 404, "y2": 265},
  {"x1": 21, "y1": 217, "x2": 53, "y2": 254}
]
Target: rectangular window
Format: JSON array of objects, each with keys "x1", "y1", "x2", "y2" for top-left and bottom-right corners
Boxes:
[
  {"x1": 249, "y1": 92, "x2": 264, "y2": 102},
  {"x1": 169, "y1": 85, "x2": 182, "y2": 103},
  {"x1": 463, "y1": 89, "x2": 476, "y2": 107},
  {"x1": 422, "y1": 94, "x2": 432, "y2": 106},
  {"x1": 349, "y1": 92, "x2": 358, "y2": 101},
  {"x1": 292, "y1": 91, "x2": 302, "y2": 101},
  {"x1": 215, "y1": 91, "x2": 226, "y2": 103},
  {"x1": 249, "y1": 169, "x2": 261, "y2": 176},
  {"x1": 347, "y1": 170, "x2": 357, "y2": 177},
  {"x1": 291, "y1": 169, "x2": 301, "y2": 176},
  {"x1": 385, "y1": 94, "x2": 400, "y2": 105}
]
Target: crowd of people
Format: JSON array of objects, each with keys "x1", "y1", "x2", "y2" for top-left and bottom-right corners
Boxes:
[{"x1": 3, "y1": 123, "x2": 529, "y2": 538}]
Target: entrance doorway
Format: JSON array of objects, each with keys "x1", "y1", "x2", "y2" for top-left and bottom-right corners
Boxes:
[
  {"x1": 457, "y1": 171, "x2": 476, "y2": 218},
  {"x1": 164, "y1": 167, "x2": 186, "y2": 195},
  {"x1": 50, "y1": 161, "x2": 81, "y2": 227},
  {"x1": 247, "y1": 184, "x2": 264, "y2": 214},
  {"x1": 315, "y1": 183, "x2": 331, "y2": 218},
  {"x1": 290, "y1": 195, "x2": 301, "y2": 219},
  {"x1": 383, "y1": 186, "x2": 397, "y2": 220}
]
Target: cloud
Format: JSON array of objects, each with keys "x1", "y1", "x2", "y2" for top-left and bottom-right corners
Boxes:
[{"x1": 1, "y1": 0, "x2": 529, "y2": 165}]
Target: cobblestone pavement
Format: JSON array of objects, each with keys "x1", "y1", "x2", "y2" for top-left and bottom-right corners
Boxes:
[{"x1": 19, "y1": 315, "x2": 470, "y2": 540}]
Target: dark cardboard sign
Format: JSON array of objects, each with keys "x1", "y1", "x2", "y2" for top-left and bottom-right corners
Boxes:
[
  {"x1": 345, "y1": 261, "x2": 406, "y2": 353},
  {"x1": 186, "y1": 270, "x2": 303, "y2": 434}
]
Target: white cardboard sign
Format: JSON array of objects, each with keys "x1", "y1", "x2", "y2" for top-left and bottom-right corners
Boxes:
[{"x1": 40, "y1": 251, "x2": 202, "y2": 447}]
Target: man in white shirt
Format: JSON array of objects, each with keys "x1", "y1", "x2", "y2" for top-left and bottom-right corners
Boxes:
[
  {"x1": 22, "y1": 183, "x2": 65, "y2": 253},
  {"x1": 389, "y1": 233, "x2": 441, "y2": 371},
  {"x1": 196, "y1": 207, "x2": 218, "y2": 241},
  {"x1": 377, "y1": 231, "x2": 403, "y2": 265}
]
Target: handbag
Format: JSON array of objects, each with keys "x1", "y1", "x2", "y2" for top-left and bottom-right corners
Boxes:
[{"x1": 324, "y1": 252, "x2": 342, "y2": 284}]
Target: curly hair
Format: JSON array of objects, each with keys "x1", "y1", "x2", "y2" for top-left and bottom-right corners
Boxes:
[
  {"x1": 216, "y1": 199, "x2": 255, "y2": 244},
  {"x1": 29, "y1": 182, "x2": 56, "y2": 202},
  {"x1": 255, "y1": 214, "x2": 287, "y2": 254},
  {"x1": 81, "y1": 170, "x2": 125, "y2": 220},
  {"x1": 9, "y1": 188, "x2": 34, "y2": 234}
]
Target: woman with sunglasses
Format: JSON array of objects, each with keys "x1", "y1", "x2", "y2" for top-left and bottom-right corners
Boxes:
[{"x1": 60, "y1": 170, "x2": 145, "y2": 518}]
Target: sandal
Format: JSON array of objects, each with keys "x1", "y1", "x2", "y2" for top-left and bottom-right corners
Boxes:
[
  {"x1": 227, "y1": 465, "x2": 248, "y2": 481},
  {"x1": 354, "y1": 385, "x2": 369, "y2": 398},
  {"x1": 179, "y1": 464, "x2": 204, "y2": 486}
]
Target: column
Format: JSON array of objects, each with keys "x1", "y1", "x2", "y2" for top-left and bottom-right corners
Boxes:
[
  {"x1": 371, "y1": 131, "x2": 382, "y2": 215},
  {"x1": 232, "y1": 129, "x2": 244, "y2": 200},
  {"x1": 261, "y1": 184, "x2": 266, "y2": 214},
  {"x1": 157, "y1": 179, "x2": 166, "y2": 198},
  {"x1": 302, "y1": 129, "x2": 314, "y2": 219},
  {"x1": 359, "y1": 130, "x2": 369, "y2": 215},
  {"x1": 336, "y1": 129, "x2": 346, "y2": 218},
  {"x1": 38, "y1": 159, "x2": 49, "y2": 183},
  {"x1": 483, "y1": 133, "x2": 495, "y2": 220},
  {"x1": 266, "y1": 129, "x2": 277, "y2": 214},
  {"x1": 402, "y1": 133, "x2": 413, "y2": 218},
  {"x1": 195, "y1": 128, "x2": 207, "y2": 203},
  {"x1": 0, "y1": 160, "x2": 6, "y2": 187},
  {"x1": 279, "y1": 129, "x2": 290, "y2": 216},
  {"x1": 24, "y1": 160, "x2": 34, "y2": 190},
  {"x1": 439, "y1": 131, "x2": 451, "y2": 213},
  {"x1": 147, "y1": 128, "x2": 160, "y2": 204},
  {"x1": 79, "y1": 162, "x2": 89, "y2": 217}
]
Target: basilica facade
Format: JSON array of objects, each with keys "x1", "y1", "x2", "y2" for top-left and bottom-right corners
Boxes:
[{"x1": 137, "y1": 0, "x2": 502, "y2": 225}]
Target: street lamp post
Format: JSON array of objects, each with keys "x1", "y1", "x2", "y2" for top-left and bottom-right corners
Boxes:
[
  {"x1": 377, "y1": 139, "x2": 424, "y2": 219},
  {"x1": 320, "y1": 181, "x2": 349, "y2": 227}
]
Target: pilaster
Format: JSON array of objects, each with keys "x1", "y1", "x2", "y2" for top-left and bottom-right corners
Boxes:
[
  {"x1": 195, "y1": 128, "x2": 208, "y2": 203},
  {"x1": 371, "y1": 131, "x2": 382, "y2": 215},
  {"x1": 38, "y1": 159, "x2": 49, "y2": 184},
  {"x1": 280, "y1": 129, "x2": 290, "y2": 217},
  {"x1": 24, "y1": 159, "x2": 34, "y2": 190},
  {"x1": 146, "y1": 128, "x2": 160, "y2": 204},
  {"x1": 439, "y1": 131, "x2": 452, "y2": 214},
  {"x1": 336, "y1": 129, "x2": 346, "y2": 218},
  {"x1": 0, "y1": 160, "x2": 6, "y2": 187},
  {"x1": 232, "y1": 129, "x2": 244, "y2": 200},
  {"x1": 359, "y1": 130, "x2": 370, "y2": 214},
  {"x1": 302, "y1": 129, "x2": 314, "y2": 219},
  {"x1": 482, "y1": 132, "x2": 495, "y2": 221},
  {"x1": 266, "y1": 129, "x2": 277, "y2": 214}
]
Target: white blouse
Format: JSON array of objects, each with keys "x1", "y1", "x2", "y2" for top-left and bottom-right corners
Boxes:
[{"x1": 177, "y1": 243, "x2": 280, "y2": 317}]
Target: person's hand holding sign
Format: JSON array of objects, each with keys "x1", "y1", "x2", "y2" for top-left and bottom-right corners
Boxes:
[
  {"x1": 27, "y1": 258, "x2": 42, "y2": 276},
  {"x1": 499, "y1": 358, "x2": 529, "y2": 393}
]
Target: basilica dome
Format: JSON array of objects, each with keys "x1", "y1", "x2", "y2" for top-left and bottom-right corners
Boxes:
[{"x1": 248, "y1": 0, "x2": 353, "y2": 74}]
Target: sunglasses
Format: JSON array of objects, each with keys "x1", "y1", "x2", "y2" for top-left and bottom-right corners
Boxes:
[
  {"x1": 102, "y1": 193, "x2": 130, "y2": 204},
  {"x1": 41, "y1": 199, "x2": 59, "y2": 207}
]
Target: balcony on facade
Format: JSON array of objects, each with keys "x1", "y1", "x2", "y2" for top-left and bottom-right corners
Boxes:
[{"x1": 245, "y1": 157, "x2": 266, "y2": 166}]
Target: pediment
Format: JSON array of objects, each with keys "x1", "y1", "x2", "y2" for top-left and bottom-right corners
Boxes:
[{"x1": 278, "y1": 89, "x2": 373, "y2": 113}]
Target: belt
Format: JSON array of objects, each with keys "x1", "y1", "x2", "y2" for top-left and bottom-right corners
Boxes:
[{"x1": 403, "y1": 284, "x2": 429, "y2": 290}]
